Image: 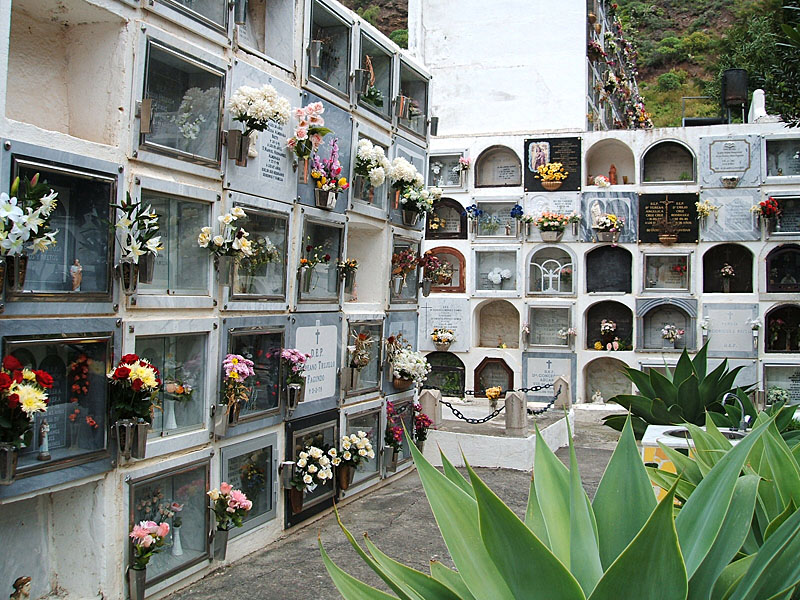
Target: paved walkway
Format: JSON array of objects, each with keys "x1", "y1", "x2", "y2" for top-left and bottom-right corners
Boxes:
[{"x1": 168, "y1": 407, "x2": 621, "y2": 600}]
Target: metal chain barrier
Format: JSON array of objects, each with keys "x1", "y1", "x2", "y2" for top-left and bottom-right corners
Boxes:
[
  {"x1": 422, "y1": 382, "x2": 561, "y2": 423},
  {"x1": 439, "y1": 398, "x2": 507, "y2": 424}
]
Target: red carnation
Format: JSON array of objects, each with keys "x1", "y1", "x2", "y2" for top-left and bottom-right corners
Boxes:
[
  {"x1": 7, "y1": 393, "x2": 19, "y2": 409},
  {"x1": 2, "y1": 355, "x2": 23, "y2": 372},
  {"x1": 131, "y1": 378, "x2": 144, "y2": 391},
  {"x1": 0, "y1": 372, "x2": 12, "y2": 390},
  {"x1": 120, "y1": 354, "x2": 139, "y2": 364},
  {"x1": 12, "y1": 371, "x2": 23, "y2": 384},
  {"x1": 36, "y1": 370, "x2": 54, "y2": 388},
  {"x1": 305, "y1": 245, "x2": 312, "y2": 252},
  {"x1": 324, "y1": 254, "x2": 331, "y2": 261},
  {"x1": 113, "y1": 366, "x2": 131, "y2": 380}
]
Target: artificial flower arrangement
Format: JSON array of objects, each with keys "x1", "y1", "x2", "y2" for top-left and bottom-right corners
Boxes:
[
  {"x1": 768, "y1": 386, "x2": 791, "y2": 405},
  {"x1": 594, "y1": 213, "x2": 625, "y2": 232},
  {"x1": 290, "y1": 445, "x2": 335, "y2": 492},
  {"x1": 208, "y1": 482, "x2": 253, "y2": 530},
  {"x1": 337, "y1": 258, "x2": 358, "y2": 280},
  {"x1": 310, "y1": 138, "x2": 349, "y2": 193},
  {"x1": 171, "y1": 87, "x2": 219, "y2": 141},
  {"x1": 534, "y1": 212, "x2": 571, "y2": 232},
  {"x1": 0, "y1": 173, "x2": 59, "y2": 257},
  {"x1": 751, "y1": 197, "x2": 781, "y2": 219},
  {"x1": 286, "y1": 102, "x2": 332, "y2": 163},
  {"x1": 354, "y1": 139, "x2": 392, "y2": 189},
  {"x1": 384, "y1": 400, "x2": 404, "y2": 455},
  {"x1": 338, "y1": 431, "x2": 375, "y2": 469},
  {"x1": 594, "y1": 339, "x2": 627, "y2": 351},
  {"x1": 661, "y1": 324, "x2": 684, "y2": 343},
  {"x1": 362, "y1": 84, "x2": 384, "y2": 108},
  {"x1": 429, "y1": 260, "x2": 454, "y2": 285},
  {"x1": 534, "y1": 162, "x2": 569, "y2": 182},
  {"x1": 239, "y1": 235, "x2": 280, "y2": 276},
  {"x1": 417, "y1": 251, "x2": 441, "y2": 282},
  {"x1": 389, "y1": 348, "x2": 431, "y2": 385},
  {"x1": 457, "y1": 157, "x2": 472, "y2": 172},
  {"x1": 391, "y1": 248, "x2": 418, "y2": 283},
  {"x1": 197, "y1": 206, "x2": 253, "y2": 259},
  {"x1": 384, "y1": 332, "x2": 410, "y2": 363},
  {"x1": 229, "y1": 84, "x2": 291, "y2": 138},
  {"x1": 129, "y1": 521, "x2": 170, "y2": 571},
  {"x1": 593, "y1": 175, "x2": 611, "y2": 188},
  {"x1": 600, "y1": 319, "x2": 617, "y2": 336},
  {"x1": 222, "y1": 354, "x2": 255, "y2": 414},
  {"x1": 298, "y1": 242, "x2": 331, "y2": 273},
  {"x1": 163, "y1": 379, "x2": 193, "y2": 402},
  {"x1": 413, "y1": 402, "x2": 433, "y2": 447},
  {"x1": 487, "y1": 267, "x2": 512, "y2": 285},
  {"x1": 399, "y1": 184, "x2": 441, "y2": 217},
  {"x1": 695, "y1": 198, "x2": 719, "y2": 220},
  {"x1": 108, "y1": 354, "x2": 161, "y2": 424},
  {"x1": 462, "y1": 204, "x2": 484, "y2": 222},
  {"x1": 720, "y1": 263, "x2": 735, "y2": 278},
  {"x1": 485, "y1": 386, "x2": 503, "y2": 408},
  {"x1": 281, "y1": 348, "x2": 310, "y2": 385},
  {"x1": 510, "y1": 204, "x2": 524, "y2": 220},
  {"x1": 587, "y1": 39, "x2": 606, "y2": 61},
  {"x1": 389, "y1": 156, "x2": 425, "y2": 198},
  {"x1": 348, "y1": 331, "x2": 374, "y2": 369},
  {"x1": 671, "y1": 262, "x2": 688, "y2": 276},
  {"x1": 428, "y1": 214, "x2": 446, "y2": 230},
  {"x1": 770, "y1": 317, "x2": 787, "y2": 345},
  {"x1": 479, "y1": 214, "x2": 503, "y2": 234},
  {"x1": 431, "y1": 328, "x2": 456, "y2": 345},
  {"x1": 0, "y1": 355, "x2": 51, "y2": 449},
  {"x1": 557, "y1": 327, "x2": 577, "y2": 340},
  {"x1": 113, "y1": 193, "x2": 162, "y2": 264}
]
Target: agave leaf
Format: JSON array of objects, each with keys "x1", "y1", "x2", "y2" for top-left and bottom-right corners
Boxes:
[
  {"x1": 622, "y1": 367, "x2": 657, "y2": 399},
  {"x1": 601, "y1": 413, "x2": 648, "y2": 438},
  {"x1": 525, "y1": 473, "x2": 550, "y2": 546},
  {"x1": 646, "y1": 467, "x2": 697, "y2": 502},
  {"x1": 763, "y1": 425, "x2": 800, "y2": 508},
  {"x1": 649, "y1": 369, "x2": 679, "y2": 407},
  {"x1": 607, "y1": 394, "x2": 673, "y2": 424},
  {"x1": 429, "y1": 562, "x2": 476, "y2": 600},
  {"x1": 698, "y1": 360, "x2": 728, "y2": 404},
  {"x1": 658, "y1": 442, "x2": 704, "y2": 485},
  {"x1": 704, "y1": 416, "x2": 735, "y2": 450},
  {"x1": 711, "y1": 556, "x2": 756, "y2": 600},
  {"x1": 440, "y1": 449, "x2": 475, "y2": 499},
  {"x1": 676, "y1": 374, "x2": 703, "y2": 425},
  {"x1": 764, "y1": 501, "x2": 797, "y2": 541},
  {"x1": 673, "y1": 350, "x2": 696, "y2": 390},
  {"x1": 594, "y1": 417, "x2": 657, "y2": 569},
  {"x1": 467, "y1": 463, "x2": 586, "y2": 600},
  {"x1": 588, "y1": 484, "x2": 687, "y2": 600},
  {"x1": 692, "y1": 343, "x2": 709, "y2": 380},
  {"x1": 685, "y1": 423, "x2": 728, "y2": 472},
  {"x1": 687, "y1": 475, "x2": 760, "y2": 600},
  {"x1": 676, "y1": 416, "x2": 774, "y2": 578},
  {"x1": 319, "y1": 538, "x2": 400, "y2": 600},
  {"x1": 533, "y1": 425, "x2": 572, "y2": 565},
  {"x1": 364, "y1": 536, "x2": 462, "y2": 600},
  {"x1": 407, "y1": 432, "x2": 516, "y2": 599}
]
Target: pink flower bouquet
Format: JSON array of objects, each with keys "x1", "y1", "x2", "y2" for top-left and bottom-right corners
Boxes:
[
  {"x1": 281, "y1": 348, "x2": 310, "y2": 385},
  {"x1": 222, "y1": 353, "x2": 255, "y2": 411},
  {"x1": 208, "y1": 482, "x2": 253, "y2": 531},
  {"x1": 129, "y1": 520, "x2": 170, "y2": 570},
  {"x1": 286, "y1": 102, "x2": 333, "y2": 161}
]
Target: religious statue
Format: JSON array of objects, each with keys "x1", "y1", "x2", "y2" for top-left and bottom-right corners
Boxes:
[
  {"x1": 592, "y1": 390, "x2": 604, "y2": 404},
  {"x1": 608, "y1": 164, "x2": 617, "y2": 186},
  {"x1": 590, "y1": 201, "x2": 603, "y2": 228},
  {"x1": 10, "y1": 577, "x2": 31, "y2": 600},
  {"x1": 70, "y1": 259, "x2": 83, "y2": 292},
  {"x1": 37, "y1": 419, "x2": 51, "y2": 461}
]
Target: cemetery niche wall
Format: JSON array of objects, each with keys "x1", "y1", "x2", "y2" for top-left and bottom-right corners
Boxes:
[
  {"x1": 585, "y1": 139, "x2": 635, "y2": 186},
  {"x1": 426, "y1": 352, "x2": 466, "y2": 397},
  {"x1": 642, "y1": 140, "x2": 696, "y2": 183},
  {"x1": 766, "y1": 245, "x2": 800, "y2": 293},
  {"x1": 425, "y1": 247, "x2": 465, "y2": 293},
  {"x1": 699, "y1": 135, "x2": 761, "y2": 188},
  {"x1": 474, "y1": 357, "x2": 514, "y2": 397},
  {"x1": 474, "y1": 145, "x2": 521, "y2": 188},
  {"x1": 584, "y1": 357, "x2": 632, "y2": 405},
  {"x1": 586, "y1": 300, "x2": 633, "y2": 351},
  {"x1": 638, "y1": 194, "x2": 699, "y2": 245},
  {"x1": 703, "y1": 244, "x2": 753, "y2": 293},
  {"x1": 524, "y1": 137, "x2": 582, "y2": 192},
  {"x1": 637, "y1": 298, "x2": 697, "y2": 351},
  {"x1": 765, "y1": 305, "x2": 800, "y2": 353},
  {"x1": 528, "y1": 247, "x2": 575, "y2": 295},
  {"x1": 702, "y1": 303, "x2": 759, "y2": 359},
  {"x1": 580, "y1": 192, "x2": 638, "y2": 243},
  {"x1": 697, "y1": 190, "x2": 760, "y2": 242},
  {"x1": 426, "y1": 198, "x2": 467, "y2": 240}
]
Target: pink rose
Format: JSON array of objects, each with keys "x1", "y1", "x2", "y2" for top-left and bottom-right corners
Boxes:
[
  {"x1": 220, "y1": 482, "x2": 233, "y2": 495},
  {"x1": 130, "y1": 524, "x2": 149, "y2": 540},
  {"x1": 156, "y1": 522, "x2": 170, "y2": 538},
  {"x1": 286, "y1": 137, "x2": 297, "y2": 149},
  {"x1": 308, "y1": 102, "x2": 324, "y2": 115},
  {"x1": 140, "y1": 535, "x2": 154, "y2": 548},
  {"x1": 294, "y1": 107, "x2": 305, "y2": 121},
  {"x1": 310, "y1": 134, "x2": 323, "y2": 150},
  {"x1": 295, "y1": 127, "x2": 308, "y2": 140},
  {"x1": 229, "y1": 489, "x2": 250, "y2": 508},
  {"x1": 243, "y1": 499, "x2": 253, "y2": 511}
]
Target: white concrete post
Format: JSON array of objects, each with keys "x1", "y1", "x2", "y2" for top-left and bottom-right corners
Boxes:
[
  {"x1": 505, "y1": 390, "x2": 527, "y2": 437},
  {"x1": 553, "y1": 376, "x2": 571, "y2": 410},
  {"x1": 418, "y1": 389, "x2": 442, "y2": 429}
]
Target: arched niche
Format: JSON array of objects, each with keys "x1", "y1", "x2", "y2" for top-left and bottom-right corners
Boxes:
[
  {"x1": 426, "y1": 352, "x2": 465, "y2": 396},
  {"x1": 766, "y1": 244, "x2": 800, "y2": 293},
  {"x1": 586, "y1": 300, "x2": 633, "y2": 350},
  {"x1": 477, "y1": 300, "x2": 520, "y2": 348},
  {"x1": 426, "y1": 197, "x2": 467, "y2": 240},
  {"x1": 583, "y1": 357, "x2": 632, "y2": 404},
  {"x1": 474, "y1": 145, "x2": 522, "y2": 188},
  {"x1": 642, "y1": 140, "x2": 696, "y2": 184},
  {"x1": 474, "y1": 357, "x2": 514, "y2": 397},
  {"x1": 703, "y1": 243, "x2": 753, "y2": 293},
  {"x1": 426, "y1": 246, "x2": 466, "y2": 293},
  {"x1": 766, "y1": 304, "x2": 800, "y2": 353},
  {"x1": 528, "y1": 246, "x2": 574, "y2": 295},
  {"x1": 640, "y1": 301, "x2": 695, "y2": 350},
  {"x1": 586, "y1": 139, "x2": 635, "y2": 186},
  {"x1": 585, "y1": 245, "x2": 632, "y2": 293}
]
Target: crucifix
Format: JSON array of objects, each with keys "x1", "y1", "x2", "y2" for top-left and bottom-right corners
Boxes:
[
  {"x1": 546, "y1": 359, "x2": 553, "y2": 370},
  {"x1": 314, "y1": 320, "x2": 321, "y2": 345}
]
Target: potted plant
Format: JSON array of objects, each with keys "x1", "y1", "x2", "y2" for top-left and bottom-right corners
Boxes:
[
  {"x1": 534, "y1": 162, "x2": 569, "y2": 191},
  {"x1": 297, "y1": 241, "x2": 331, "y2": 294},
  {"x1": 720, "y1": 262, "x2": 735, "y2": 293},
  {"x1": 0, "y1": 355, "x2": 50, "y2": 485},
  {"x1": 412, "y1": 402, "x2": 433, "y2": 452},
  {"x1": 0, "y1": 174, "x2": 58, "y2": 293},
  {"x1": 353, "y1": 138, "x2": 391, "y2": 204},
  {"x1": 310, "y1": 138, "x2": 349, "y2": 209},
  {"x1": 337, "y1": 258, "x2": 359, "y2": 293},
  {"x1": 389, "y1": 156, "x2": 425, "y2": 217},
  {"x1": 390, "y1": 248, "x2": 418, "y2": 296},
  {"x1": 767, "y1": 385, "x2": 790, "y2": 405},
  {"x1": 289, "y1": 445, "x2": 335, "y2": 513},
  {"x1": 431, "y1": 328, "x2": 456, "y2": 352},
  {"x1": 197, "y1": 206, "x2": 255, "y2": 285},
  {"x1": 109, "y1": 354, "x2": 161, "y2": 460},
  {"x1": 287, "y1": 102, "x2": 332, "y2": 183},
  {"x1": 208, "y1": 482, "x2": 252, "y2": 560},
  {"x1": 281, "y1": 348, "x2": 310, "y2": 412},
  {"x1": 660, "y1": 324, "x2": 684, "y2": 348},
  {"x1": 128, "y1": 521, "x2": 169, "y2": 600},
  {"x1": 344, "y1": 331, "x2": 374, "y2": 391},
  {"x1": 751, "y1": 196, "x2": 781, "y2": 233},
  {"x1": 534, "y1": 212, "x2": 570, "y2": 242},
  {"x1": 487, "y1": 267, "x2": 512, "y2": 289},
  {"x1": 112, "y1": 192, "x2": 163, "y2": 291},
  {"x1": 384, "y1": 400, "x2": 404, "y2": 472},
  {"x1": 389, "y1": 348, "x2": 431, "y2": 391},
  {"x1": 462, "y1": 204, "x2": 484, "y2": 234},
  {"x1": 228, "y1": 84, "x2": 290, "y2": 167},
  {"x1": 161, "y1": 378, "x2": 193, "y2": 431},
  {"x1": 417, "y1": 251, "x2": 441, "y2": 296},
  {"x1": 222, "y1": 354, "x2": 255, "y2": 427},
  {"x1": 336, "y1": 431, "x2": 375, "y2": 491},
  {"x1": 593, "y1": 212, "x2": 625, "y2": 244}
]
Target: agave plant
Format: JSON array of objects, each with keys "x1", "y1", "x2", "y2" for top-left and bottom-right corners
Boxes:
[
  {"x1": 603, "y1": 343, "x2": 751, "y2": 439},
  {"x1": 321, "y1": 415, "x2": 800, "y2": 600}
]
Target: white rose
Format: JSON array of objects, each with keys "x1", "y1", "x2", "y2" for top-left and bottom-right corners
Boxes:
[
  {"x1": 212, "y1": 235, "x2": 224, "y2": 247},
  {"x1": 343, "y1": 451, "x2": 352, "y2": 461},
  {"x1": 218, "y1": 213, "x2": 234, "y2": 225},
  {"x1": 358, "y1": 448, "x2": 367, "y2": 456},
  {"x1": 303, "y1": 474, "x2": 313, "y2": 484},
  {"x1": 231, "y1": 206, "x2": 246, "y2": 219},
  {"x1": 307, "y1": 464, "x2": 318, "y2": 473},
  {"x1": 299, "y1": 451, "x2": 308, "y2": 459},
  {"x1": 332, "y1": 457, "x2": 341, "y2": 466},
  {"x1": 358, "y1": 431, "x2": 367, "y2": 438},
  {"x1": 328, "y1": 448, "x2": 337, "y2": 457},
  {"x1": 319, "y1": 456, "x2": 330, "y2": 467},
  {"x1": 296, "y1": 458, "x2": 307, "y2": 468},
  {"x1": 367, "y1": 450, "x2": 375, "y2": 459}
]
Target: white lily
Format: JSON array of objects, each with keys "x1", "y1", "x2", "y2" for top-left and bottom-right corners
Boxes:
[
  {"x1": 145, "y1": 236, "x2": 163, "y2": 254},
  {"x1": 39, "y1": 190, "x2": 58, "y2": 213},
  {"x1": 0, "y1": 193, "x2": 23, "y2": 221}
]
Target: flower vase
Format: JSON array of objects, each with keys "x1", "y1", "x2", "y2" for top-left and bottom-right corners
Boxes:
[
  {"x1": 228, "y1": 399, "x2": 245, "y2": 426},
  {"x1": 286, "y1": 382, "x2": 305, "y2": 413},
  {"x1": 541, "y1": 180, "x2": 563, "y2": 192},
  {"x1": 434, "y1": 342, "x2": 451, "y2": 352},
  {"x1": 540, "y1": 230, "x2": 564, "y2": 243},
  {"x1": 213, "y1": 528, "x2": 229, "y2": 561},
  {"x1": 393, "y1": 377, "x2": 413, "y2": 392},
  {"x1": 402, "y1": 210, "x2": 419, "y2": 227},
  {"x1": 415, "y1": 440, "x2": 426, "y2": 453},
  {"x1": 722, "y1": 278, "x2": 731, "y2": 294},
  {"x1": 470, "y1": 220, "x2": 477, "y2": 235},
  {"x1": 662, "y1": 338, "x2": 675, "y2": 349},
  {"x1": 128, "y1": 567, "x2": 146, "y2": 600},
  {"x1": 138, "y1": 253, "x2": 156, "y2": 284},
  {"x1": 216, "y1": 255, "x2": 235, "y2": 286},
  {"x1": 337, "y1": 464, "x2": 355, "y2": 491},
  {"x1": 114, "y1": 419, "x2": 148, "y2": 460},
  {"x1": 0, "y1": 442, "x2": 18, "y2": 485},
  {"x1": 297, "y1": 158, "x2": 309, "y2": 184},
  {"x1": 171, "y1": 525, "x2": 184, "y2": 557},
  {"x1": 163, "y1": 399, "x2": 178, "y2": 431},
  {"x1": 343, "y1": 367, "x2": 360, "y2": 392},
  {"x1": 385, "y1": 449, "x2": 399, "y2": 473},
  {"x1": 421, "y1": 278, "x2": 432, "y2": 297},
  {"x1": 524, "y1": 222, "x2": 533, "y2": 240},
  {"x1": 596, "y1": 231, "x2": 620, "y2": 244},
  {"x1": 314, "y1": 188, "x2": 337, "y2": 210},
  {"x1": 343, "y1": 271, "x2": 355, "y2": 294},
  {"x1": 572, "y1": 222, "x2": 579, "y2": 237},
  {"x1": 117, "y1": 260, "x2": 139, "y2": 296},
  {"x1": 658, "y1": 234, "x2": 678, "y2": 246},
  {"x1": 213, "y1": 403, "x2": 229, "y2": 437},
  {"x1": 5, "y1": 253, "x2": 28, "y2": 293},
  {"x1": 300, "y1": 268, "x2": 314, "y2": 294},
  {"x1": 391, "y1": 276, "x2": 405, "y2": 296},
  {"x1": 289, "y1": 487, "x2": 304, "y2": 514}
]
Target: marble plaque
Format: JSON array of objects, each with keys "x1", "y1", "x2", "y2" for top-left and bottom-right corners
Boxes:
[
  {"x1": 580, "y1": 192, "x2": 638, "y2": 243},
  {"x1": 638, "y1": 194, "x2": 699, "y2": 244},
  {"x1": 643, "y1": 306, "x2": 689, "y2": 349},
  {"x1": 225, "y1": 61, "x2": 302, "y2": 204},
  {"x1": 296, "y1": 323, "x2": 339, "y2": 402},
  {"x1": 524, "y1": 137, "x2": 582, "y2": 192},
  {"x1": 584, "y1": 357, "x2": 632, "y2": 404},
  {"x1": 478, "y1": 300, "x2": 520, "y2": 348},
  {"x1": 528, "y1": 307, "x2": 569, "y2": 346},
  {"x1": 476, "y1": 361, "x2": 513, "y2": 391},
  {"x1": 700, "y1": 135, "x2": 762, "y2": 187},
  {"x1": 703, "y1": 304, "x2": 758, "y2": 358},
  {"x1": 418, "y1": 298, "x2": 470, "y2": 352},
  {"x1": 698, "y1": 189, "x2": 760, "y2": 242},
  {"x1": 477, "y1": 148, "x2": 522, "y2": 186},
  {"x1": 524, "y1": 352, "x2": 575, "y2": 402},
  {"x1": 765, "y1": 365, "x2": 800, "y2": 404}
]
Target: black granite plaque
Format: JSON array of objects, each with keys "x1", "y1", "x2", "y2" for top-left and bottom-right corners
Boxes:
[
  {"x1": 524, "y1": 137, "x2": 582, "y2": 192},
  {"x1": 638, "y1": 194, "x2": 699, "y2": 244}
]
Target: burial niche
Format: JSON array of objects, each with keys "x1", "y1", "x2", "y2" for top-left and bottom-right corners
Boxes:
[
  {"x1": 766, "y1": 245, "x2": 800, "y2": 293},
  {"x1": 584, "y1": 357, "x2": 632, "y2": 404},
  {"x1": 766, "y1": 304, "x2": 800, "y2": 353},
  {"x1": 703, "y1": 244, "x2": 753, "y2": 293},
  {"x1": 529, "y1": 248, "x2": 574, "y2": 294},
  {"x1": 474, "y1": 357, "x2": 514, "y2": 398},
  {"x1": 642, "y1": 304, "x2": 691, "y2": 350},
  {"x1": 642, "y1": 141, "x2": 695, "y2": 183},
  {"x1": 475, "y1": 145, "x2": 522, "y2": 188},
  {"x1": 586, "y1": 300, "x2": 633, "y2": 350},
  {"x1": 426, "y1": 198, "x2": 466, "y2": 239},
  {"x1": 586, "y1": 139, "x2": 635, "y2": 186},
  {"x1": 427, "y1": 247, "x2": 465, "y2": 293},
  {"x1": 426, "y1": 352, "x2": 466, "y2": 397},
  {"x1": 585, "y1": 245, "x2": 632, "y2": 293},
  {"x1": 478, "y1": 300, "x2": 520, "y2": 348}
]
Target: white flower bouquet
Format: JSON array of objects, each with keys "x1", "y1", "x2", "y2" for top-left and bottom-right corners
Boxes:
[
  {"x1": 197, "y1": 206, "x2": 253, "y2": 258},
  {"x1": 0, "y1": 174, "x2": 59, "y2": 257},
  {"x1": 487, "y1": 267, "x2": 512, "y2": 285},
  {"x1": 767, "y1": 386, "x2": 791, "y2": 405},
  {"x1": 399, "y1": 185, "x2": 441, "y2": 215},
  {"x1": 557, "y1": 327, "x2": 577, "y2": 340},
  {"x1": 338, "y1": 432, "x2": 375, "y2": 469},
  {"x1": 389, "y1": 157, "x2": 424, "y2": 194},
  {"x1": 354, "y1": 139, "x2": 392, "y2": 187},
  {"x1": 431, "y1": 328, "x2": 456, "y2": 344},
  {"x1": 661, "y1": 324, "x2": 684, "y2": 342},
  {"x1": 113, "y1": 193, "x2": 162, "y2": 264},
  {"x1": 229, "y1": 84, "x2": 291, "y2": 136},
  {"x1": 290, "y1": 445, "x2": 336, "y2": 492},
  {"x1": 172, "y1": 87, "x2": 219, "y2": 141},
  {"x1": 389, "y1": 348, "x2": 431, "y2": 384}
]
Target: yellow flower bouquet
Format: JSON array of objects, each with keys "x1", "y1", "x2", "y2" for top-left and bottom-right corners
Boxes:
[{"x1": 535, "y1": 162, "x2": 569, "y2": 182}]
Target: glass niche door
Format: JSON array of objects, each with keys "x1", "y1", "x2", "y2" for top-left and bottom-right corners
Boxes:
[
  {"x1": 228, "y1": 329, "x2": 283, "y2": 418},
  {"x1": 344, "y1": 408, "x2": 380, "y2": 485},
  {"x1": 357, "y1": 34, "x2": 392, "y2": 119},
  {"x1": 308, "y1": 0, "x2": 350, "y2": 96},
  {"x1": 298, "y1": 221, "x2": 342, "y2": 303},
  {"x1": 290, "y1": 420, "x2": 337, "y2": 510},
  {"x1": 345, "y1": 321, "x2": 382, "y2": 397},
  {"x1": 221, "y1": 434, "x2": 277, "y2": 536},
  {"x1": 231, "y1": 208, "x2": 288, "y2": 300},
  {"x1": 135, "y1": 333, "x2": 207, "y2": 436}
]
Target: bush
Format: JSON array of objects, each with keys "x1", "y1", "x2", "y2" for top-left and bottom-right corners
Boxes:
[
  {"x1": 657, "y1": 71, "x2": 682, "y2": 90},
  {"x1": 357, "y1": 6, "x2": 379, "y2": 26},
  {"x1": 681, "y1": 30, "x2": 712, "y2": 54},
  {"x1": 389, "y1": 29, "x2": 408, "y2": 49},
  {"x1": 647, "y1": 35, "x2": 686, "y2": 67}
]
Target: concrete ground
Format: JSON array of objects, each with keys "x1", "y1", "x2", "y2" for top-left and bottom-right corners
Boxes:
[{"x1": 167, "y1": 407, "x2": 622, "y2": 600}]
